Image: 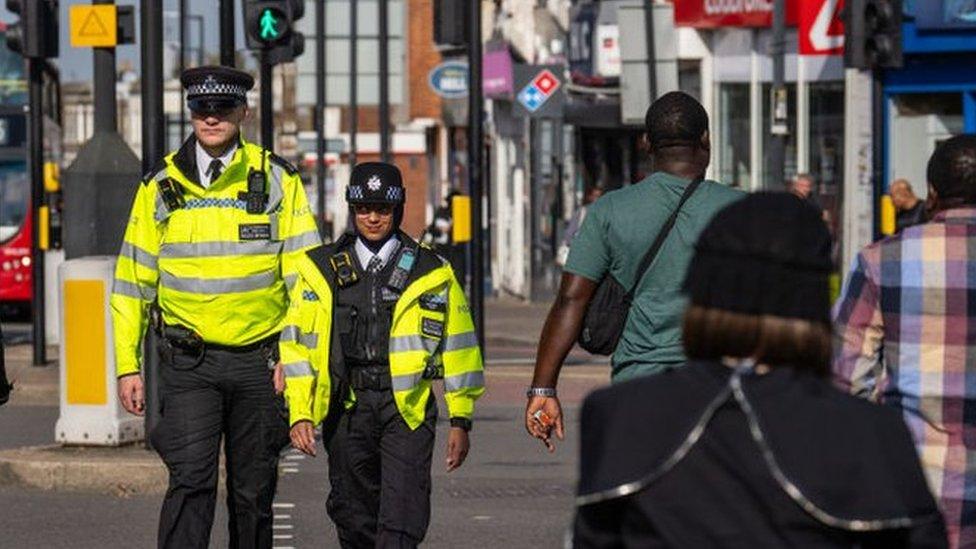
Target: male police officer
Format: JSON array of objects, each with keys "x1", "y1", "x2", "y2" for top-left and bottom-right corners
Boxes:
[
  {"x1": 278, "y1": 163, "x2": 485, "y2": 548},
  {"x1": 111, "y1": 66, "x2": 321, "y2": 548}
]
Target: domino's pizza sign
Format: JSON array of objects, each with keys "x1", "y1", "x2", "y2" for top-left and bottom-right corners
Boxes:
[
  {"x1": 513, "y1": 65, "x2": 565, "y2": 118},
  {"x1": 517, "y1": 69, "x2": 560, "y2": 112}
]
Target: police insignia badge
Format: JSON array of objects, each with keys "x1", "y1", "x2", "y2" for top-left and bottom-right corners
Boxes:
[{"x1": 366, "y1": 174, "x2": 382, "y2": 191}]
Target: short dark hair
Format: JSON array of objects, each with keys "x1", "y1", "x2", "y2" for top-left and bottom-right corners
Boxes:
[
  {"x1": 644, "y1": 91, "x2": 709, "y2": 149},
  {"x1": 928, "y1": 135, "x2": 976, "y2": 203}
]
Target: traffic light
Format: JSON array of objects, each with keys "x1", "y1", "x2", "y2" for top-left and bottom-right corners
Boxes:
[
  {"x1": 434, "y1": 0, "x2": 469, "y2": 48},
  {"x1": 244, "y1": 0, "x2": 305, "y2": 65},
  {"x1": 6, "y1": 0, "x2": 59, "y2": 59},
  {"x1": 844, "y1": 0, "x2": 903, "y2": 70}
]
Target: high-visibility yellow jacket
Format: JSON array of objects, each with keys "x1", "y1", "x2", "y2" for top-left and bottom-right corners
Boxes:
[
  {"x1": 111, "y1": 136, "x2": 321, "y2": 377},
  {"x1": 280, "y1": 237, "x2": 485, "y2": 430}
]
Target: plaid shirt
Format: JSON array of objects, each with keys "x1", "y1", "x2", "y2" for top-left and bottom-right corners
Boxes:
[{"x1": 833, "y1": 207, "x2": 976, "y2": 548}]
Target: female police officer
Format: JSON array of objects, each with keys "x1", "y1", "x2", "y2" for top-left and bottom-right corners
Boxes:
[{"x1": 277, "y1": 162, "x2": 485, "y2": 548}]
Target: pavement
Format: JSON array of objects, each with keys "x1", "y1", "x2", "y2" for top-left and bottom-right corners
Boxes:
[{"x1": 0, "y1": 298, "x2": 610, "y2": 548}]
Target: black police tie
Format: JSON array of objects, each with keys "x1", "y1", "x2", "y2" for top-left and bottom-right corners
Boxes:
[
  {"x1": 367, "y1": 255, "x2": 383, "y2": 274},
  {"x1": 208, "y1": 159, "x2": 223, "y2": 182}
]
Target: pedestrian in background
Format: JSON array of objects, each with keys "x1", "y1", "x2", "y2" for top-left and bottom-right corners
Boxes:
[
  {"x1": 556, "y1": 186, "x2": 603, "y2": 267},
  {"x1": 111, "y1": 66, "x2": 321, "y2": 548},
  {"x1": 834, "y1": 135, "x2": 976, "y2": 548},
  {"x1": 280, "y1": 163, "x2": 484, "y2": 548},
  {"x1": 574, "y1": 193, "x2": 947, "y2": 547},
  {"x1": 525, "y1": 92, "x2": 743, "y2": 451},
  {"x1": 890, "y1": 178, "x2": 927, "y2": 232}
]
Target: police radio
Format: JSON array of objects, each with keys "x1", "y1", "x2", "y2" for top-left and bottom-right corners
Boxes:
[{"x1": 240, "y1": 151, "x2": 270, "y2": 214}]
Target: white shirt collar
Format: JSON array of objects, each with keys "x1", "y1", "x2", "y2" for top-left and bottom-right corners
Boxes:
[
  {"x1": 195, "y1": 140, "x2": 238, "y2": 188},
  {"x1": 355, "y1": 236, "x2": 400, "y2": 271}
]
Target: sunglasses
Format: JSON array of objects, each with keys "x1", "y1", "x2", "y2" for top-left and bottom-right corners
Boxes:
[{"x1": 354, "y1": 204, "x2": 394, "y2": 216}]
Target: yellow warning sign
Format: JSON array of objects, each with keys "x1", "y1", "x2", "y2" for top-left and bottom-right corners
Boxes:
[{"x1": 69, "y1": 5, "x2": 117, "y2": 48}]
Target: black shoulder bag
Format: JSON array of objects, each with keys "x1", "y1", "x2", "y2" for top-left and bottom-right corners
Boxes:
[{"x1": 577, "y1": 178, "x2": 702, "y2": 355}]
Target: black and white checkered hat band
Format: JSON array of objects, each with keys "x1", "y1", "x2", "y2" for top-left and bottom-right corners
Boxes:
[
  {"x1": 346, "y1": 185, "x2": 404, "y2": 203},
  {"x1": 187, "y1": 82, "x2": 248, "y2": 99}
]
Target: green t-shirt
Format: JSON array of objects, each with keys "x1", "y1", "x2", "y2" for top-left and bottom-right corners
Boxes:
[{"x1": 565, "y1": 172, "x2": 744, "y2": 382}]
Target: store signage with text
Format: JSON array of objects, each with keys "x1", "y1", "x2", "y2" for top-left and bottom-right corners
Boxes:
[
  {"x1": 674, "y1": 0, "x2": 799, "y2": 28},
  {"x1": 799, "y1": 0, "x2": 844, "y2": 55}
]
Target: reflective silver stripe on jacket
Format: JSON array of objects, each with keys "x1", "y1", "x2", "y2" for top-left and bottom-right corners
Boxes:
[
  {"x1": 444, "y1": 370, "x2": 484, "y2": 392},
  {"x1": 283, "y1": 361, "x2": 314, "y2": 378},
  {"x1": 444, "y1": 331, "x2": 478, "y2": 352},
  {"x1": 284, "y1": 273, "x2": 298, "y2": 291},
  {"x1": 119, "y1": 241, "x2": 158, "y2": 270},
  {"x1": 280, "y1": 325, "x2": 318, "y2": 350},
  {"x1": 391, "y1": 371, "x2": 425, "y2": 392},
  {"x1": 159, "y1": 270, "x2": 276, "y2": 294},
  {"x1": 113, "y1": 279, "x2": 157, "y2": 301},
  {"x1": 160, "y1": 240, "x2": 283, "y2": 258},
  {"x1": 282, "y1": 230, "x2": 322, "y2": 253},
  {"x1": 267, "y1": 162, "x2": 285, "y2": 214},
  {"x1": 390, "y1": 334, "x2": 438, "y2": 354},
  {"x1": 575, "y1": 365, "x2": 929, "y2": 531},
  {"x1": 151, "y1": 170, "x2": 172, "y2": 222}
]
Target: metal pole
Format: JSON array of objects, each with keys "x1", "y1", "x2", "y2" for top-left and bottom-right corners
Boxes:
[
  {"x1": 316, "y1": 0, "x2": 327, "y2": 234},
  {"x1": 349, "y1": 0, "x2": 358, "y2": 166},
  {"x1": 467, "y1": 0, "x2": 484, "y2": 344},
  {"x1": 220, "y1": 0, "x2": 236, "y2": 67},
  {"x1": 872, "y1": 72, "x2": 884, "y2": 239},
  {"x1": 28, "y1": 58, "x2": 45, "y2": 366},
  {"x1": 93, "y1": 0, "x2": 117, "y2": 134},
  {"x1": 769, "y1": 0, "x2": 786, "y2": 190},
  {"x1": 179, "y1": 0, "x2": 186, "y2": 141},
  {"x1": 643, "y1": 0, "x2": 657, "y2": 101},
  {"x1": 260, "y1": 51, "x2": 273, "y2": 148},
  {"x1": 378, "y1": 0, "x2": 391, "y2": 162},
  {"x1": 141, "y1": 0, "x2": 165, "y2": 173}
]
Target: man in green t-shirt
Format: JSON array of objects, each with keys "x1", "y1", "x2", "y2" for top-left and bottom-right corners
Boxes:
[{"x1": 524, "y1": 92, "x2": 743, "y2": 452}]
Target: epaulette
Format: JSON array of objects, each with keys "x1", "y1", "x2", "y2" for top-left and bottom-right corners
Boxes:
[
  {"x1": 141, "y1": 158, "x2": 167, "y2": 186},
  {"x1": 268, "y1": 152, "x2": 298, "y2": 175}
]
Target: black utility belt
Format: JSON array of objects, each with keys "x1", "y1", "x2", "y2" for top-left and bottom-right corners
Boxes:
[
  {"x1": 159, "y1": 323, "x2": 278, "y2": 355},
  {"x1": 348, "y1": 364, "x2": 392, "y2": 391}
]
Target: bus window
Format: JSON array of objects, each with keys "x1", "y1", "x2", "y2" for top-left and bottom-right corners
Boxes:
[{"x1": 0, "y1": 162, "x2": 27, "y2": 243}]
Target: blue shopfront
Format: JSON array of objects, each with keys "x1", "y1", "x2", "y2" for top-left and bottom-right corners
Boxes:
[{"x1": 882, "y1": 1, "x2": 976, "y2": 195}]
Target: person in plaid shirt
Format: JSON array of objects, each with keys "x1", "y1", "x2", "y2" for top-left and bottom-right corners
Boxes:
[{"x1": 834, "y1": 135, "x2": 976, "y2": 548}]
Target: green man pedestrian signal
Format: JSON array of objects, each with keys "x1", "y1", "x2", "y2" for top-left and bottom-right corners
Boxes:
[
  {"x1": 243, "y1": 0, "x2": 305, "y2": 64},
  {"x1": 259, "y1": 9, "x2": 281, "y2": 41}
]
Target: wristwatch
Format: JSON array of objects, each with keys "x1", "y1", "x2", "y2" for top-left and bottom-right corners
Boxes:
[
  {"x1": 526, "y1": 387, "x2": 557, "y2": 398},
  {"x1": 450, "y1": 417, "x2": 472, "y2": 432}
]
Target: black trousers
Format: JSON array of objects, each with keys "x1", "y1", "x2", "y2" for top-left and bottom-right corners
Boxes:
[
  {"x1": 324, "y1": 387, "x2": 437, "y2": 549},
  {"x1": 149, "y1": 341, "x2": 290, "y2": 549}
]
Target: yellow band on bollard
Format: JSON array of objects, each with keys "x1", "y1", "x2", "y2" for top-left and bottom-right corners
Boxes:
[
  {"x1": 452, "y1": 195, "x2": 472, "y2": 243},
  {"x1": 880, "y1": 195, "x2": 896, "y2": 236},
  {"x1": 65, "y1": 280, "x2": 107, "y2": 405}
]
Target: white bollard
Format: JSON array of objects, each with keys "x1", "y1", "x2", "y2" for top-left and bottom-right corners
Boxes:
[
  {"x1": 55, "y1": 256, "x2": 143, "y2": 445},
  {"x1": 44, "y1": 248, "x2": 65, "y2": 345}
]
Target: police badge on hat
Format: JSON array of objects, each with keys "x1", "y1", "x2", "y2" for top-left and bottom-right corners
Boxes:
[{"x1": 180, "y1": 65, "x2": 255, "y2": 114}]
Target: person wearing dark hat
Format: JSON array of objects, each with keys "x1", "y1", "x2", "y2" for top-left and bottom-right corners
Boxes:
[
  {"x1": 525, "y1": 91, "x2": 743, "y2": 452},
  {"x1": 572, "y1": 193, "x2": 947, "y2": 547},
  {"x1": 278, "y1": 162, "x2": 485, "y2": 548},
  {"x1": 111, "y1": 65, "x2": 321, "y2": 548}
]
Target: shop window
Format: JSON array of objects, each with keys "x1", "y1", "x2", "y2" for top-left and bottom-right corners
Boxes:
[
  {"x1": 809, "y1": 82, "x2": 845, "y2": 267},
  {"x1": 761, "y1": 83, "x2": 797, "y2": 189},
  {"x1": 889, "y1": 93, "x2": 964, "y2": 196},
  {"x1": 718, "y1": 83, "x2": 751, "y2": 189}
]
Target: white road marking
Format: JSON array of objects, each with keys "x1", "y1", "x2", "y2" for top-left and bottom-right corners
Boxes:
[
  {"x1": 273, "y1": 524, "x2": 294, "y2": 530},
  {"x1": 273, "y1": 502, "x2": 295, "y2": 509},
  {"x1": 285, "y1": 454, "x2": 305, "y2": 460},
  {"x1": 274, "y1": 514, "x2": 292, "y2": 520},
  {"x1": 282, "y1": 467, "x2": 300, "y2": 473},
  {"x1": 273, "y1": 534, "x2": 294, "y2": 539}
]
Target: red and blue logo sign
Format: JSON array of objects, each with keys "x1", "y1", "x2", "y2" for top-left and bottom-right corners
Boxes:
[{"x1": 516, "y1": 69, "x2": 560, "y2": 112}]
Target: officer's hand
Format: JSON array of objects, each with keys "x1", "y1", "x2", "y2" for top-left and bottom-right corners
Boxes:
[
  {"x1": 290, "y1": 420, "x2": 317, "y2": 457},
  {"x1": 118, "y1": 374, "x2": 145, "y2": 416},
  {"x1": 525, "y1": 395, "x2": 564, "y2": 453},
  {"x1": 273, "y1": 362, "x2": 285, "y2": 394},
  {"x1": 446, "y1": 427, "x2": 469, "y2": 472}
]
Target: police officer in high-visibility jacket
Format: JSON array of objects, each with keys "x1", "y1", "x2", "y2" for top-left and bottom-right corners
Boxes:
[
  {"x1": 110, "y1": 66, "x2": 321, "y2": 549},
  {"x1": 278, "y1": 162, "x2": 485, "y2": 548}
]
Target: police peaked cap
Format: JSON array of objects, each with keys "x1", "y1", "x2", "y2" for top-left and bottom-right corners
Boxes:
[
  {"x1": 346, "y1": 162, "x2": 406, "y2": 205},
  {"x1": 181, "y1": 66, "x2": 254, "y2": 113}
]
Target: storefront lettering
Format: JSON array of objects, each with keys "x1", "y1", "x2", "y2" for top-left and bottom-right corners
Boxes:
[{"x1": 704, "y1": 0, "x2": 773, "y2": 16}]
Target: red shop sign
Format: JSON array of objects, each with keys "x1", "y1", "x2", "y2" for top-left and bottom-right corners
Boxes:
[
  {"x1": 673, "y1": 0, "x2": 799, "y2": 29},
  {"x1": 798, "y1": 0, "x2": 845, "y2": 55}
]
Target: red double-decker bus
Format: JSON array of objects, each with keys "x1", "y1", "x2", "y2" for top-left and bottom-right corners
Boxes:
[{"x1": 0, "y1": 23, "x2": 61, "y2": 316}]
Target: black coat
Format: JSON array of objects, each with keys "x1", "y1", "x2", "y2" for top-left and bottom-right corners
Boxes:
[{"x1": 573, "y1": 361, "x2": 947, "y2": 548}]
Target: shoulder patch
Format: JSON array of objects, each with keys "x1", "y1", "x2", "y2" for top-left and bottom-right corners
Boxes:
[
  {"x1": 268, "y1": 152, "x2": 298, "y2": 175},
  {"x1": 141, "y1": 158, "x2": 167, "y2": 186}
]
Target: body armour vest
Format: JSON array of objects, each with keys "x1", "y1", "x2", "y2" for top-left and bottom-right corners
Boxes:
[{"x1": 334, "y1": 240, "x2": 400, "y2": 368}]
